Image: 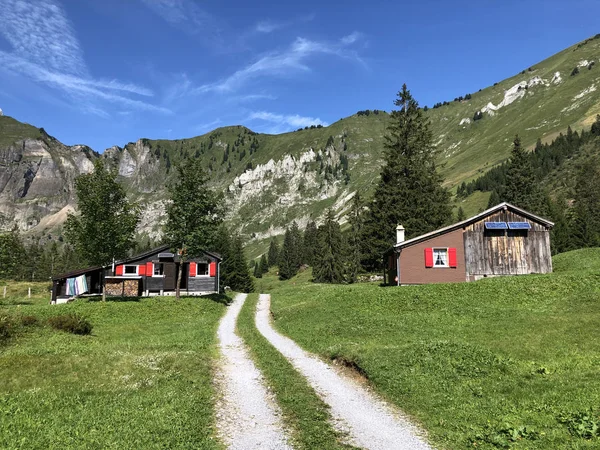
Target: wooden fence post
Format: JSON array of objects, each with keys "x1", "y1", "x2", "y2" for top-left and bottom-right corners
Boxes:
[
  {"x1": 28, "y1": 287, "x2": 31, "y2": 299},
  {"x1": 3, "y1": 286, "x2": 6, "y2": 298}
]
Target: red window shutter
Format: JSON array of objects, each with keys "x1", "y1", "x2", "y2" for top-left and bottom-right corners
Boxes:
[
  {"x1": 424, "y1": 248, "x2": 434, "y2": 268},
  {"x1": 209, "y1": 262, "x2": 216, "y2": 277},
  {"x1": 138, "y1": 264, "x2": 146, "y2": 276},
  {"x1": 115, "y1": 265, "x2": 123, "y2": 275},
  {"x1": 449, "y1": 248, "x2": 458, "y2": 268},
  {"x1": 146, "y1": 262, "x2": 153, "y2": 276},
  {"x1": 189, "y1": 262, "x2": 196, "y2": 277}
]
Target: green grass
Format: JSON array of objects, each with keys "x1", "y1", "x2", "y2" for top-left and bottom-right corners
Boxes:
[
  {"x1": 237, "y1": 294, "x2": 353, "y2": 449},
  {"x1": 0, "y1": 286, "x2": 228, "y2": 449},
  {"x1": 266, "y1": 249, "x2": 600, "y2": 449}
]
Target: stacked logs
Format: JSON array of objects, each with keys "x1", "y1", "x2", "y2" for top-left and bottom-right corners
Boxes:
[{"x1": 105, "y1": 279, "x2": 140, "y2": 297}]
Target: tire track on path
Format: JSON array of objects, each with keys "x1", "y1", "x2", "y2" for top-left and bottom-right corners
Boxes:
[
  {"x1": 216, "y1": 293, "x2": 292, "y2": 450},
  {"x1": 255, "y1": 294, "x2": 432, "y2": 450}
]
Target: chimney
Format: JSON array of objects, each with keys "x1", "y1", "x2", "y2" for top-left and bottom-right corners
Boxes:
[{"x1": 396, "y1": 224, "x2": 405, "y2": 244}]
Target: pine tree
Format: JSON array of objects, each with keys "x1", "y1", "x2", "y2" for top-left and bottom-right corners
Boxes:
[
  {"x1": 214, "y1": 226, "x2": 254, "y2": 292},
  {"x1": 362, "y1": 84, "x2": 451, "y2": 270},
  {"x1": 259, "y1": 254, "x2": 269, "y2": 275},
  {"x1": 289, "y1": 221, "x2": 303, "y2": 269},
  {"x1": 456, "y1": 206, "x2": 466, "y2": 221},
  {"x1": 302, "y1": 221, "x2": 319, "y2": 266},
  {"x1": 164, "y1": 158, "x2": 223, "y2": 298},
  {"x1": 267, "y1": 238, "x2": 279, "y2": 268},
  {"x1": 253, "y1": 260, "x2": 262, "y2": 278},
  {"x1": 487, "y1": 190, "x2": 501, "y2": 208},
  {"x1": 0, "y1": 229, "x2": 24, "y2": 280},
  {"x1": 278, "y1": 227, "x2": 298, "y2": 280},
  {"x1": 347, "y1": 193, "x2": 365, "y2": 282},
  {"x1": 548, "y1": 195, "x2": 573, "y2": 255},
  {"x1": 64, "y1": 159, "x2": 140, "y2": 267},
  {"x1": 570, "y1": 158, "x2": 600, "y2": 248},
  {"x1": 504, "y1": 135, "x2": 547, "y2": 215},
  {"x1": 313, "y1": 209, "x2": 347, "y2": 283}
]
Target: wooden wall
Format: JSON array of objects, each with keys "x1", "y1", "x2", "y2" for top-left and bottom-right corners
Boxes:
[{"x1": 463, "y1": 209, "x2": 552, "y2": 280}]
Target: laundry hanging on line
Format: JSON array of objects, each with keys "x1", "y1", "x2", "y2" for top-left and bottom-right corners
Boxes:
[{"x1": 66, "y1": 275, "x2": 88, "y2": 296}]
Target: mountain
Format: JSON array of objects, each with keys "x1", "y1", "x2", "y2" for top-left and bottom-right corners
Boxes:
[{"x1": 1, "y1": 35, "x2": 599, "y2": 258}]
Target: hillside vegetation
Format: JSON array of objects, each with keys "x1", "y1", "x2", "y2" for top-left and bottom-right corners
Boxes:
[{"x1": 266, "y1": 248, "x2": 600, "y2": 449}]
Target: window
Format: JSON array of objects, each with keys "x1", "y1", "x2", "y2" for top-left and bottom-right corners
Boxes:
[
  {"x1": 124, "y1": 265, "x2": 138, "y2": 275},
  {"x1": 433, "y1": 248, "x2": 448, "y2": 267},
  {"x1": 197, "y1": 262, "x2": 209, "y2": 276},
  {"x1": 153, "y1": 263, "x2": 164, "y2": 276}
]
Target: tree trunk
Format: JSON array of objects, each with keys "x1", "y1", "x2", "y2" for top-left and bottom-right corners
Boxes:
[{"x1": 176, "y1": 245, "x2": 185, "y2": 300}]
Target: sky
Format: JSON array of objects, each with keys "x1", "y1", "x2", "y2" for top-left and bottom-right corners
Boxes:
[{"x1": 0, "y1": 0, "x2": 599, "y2": 152}]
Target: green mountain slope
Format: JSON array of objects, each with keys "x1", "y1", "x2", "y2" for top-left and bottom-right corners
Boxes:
[{"x1": 0, "y1": 35, "x2": 599, "y2": 257}]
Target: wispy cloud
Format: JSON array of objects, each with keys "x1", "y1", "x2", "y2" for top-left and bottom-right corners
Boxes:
[
  {"x1": 0, "y1": 0, "x2": 167, "y2": 116},
  {"x1": 248, "y1": 111, "x2": 327, "y2": 133},
  {"x1": 196, "y1": 118, "x2": 223, "y2": 132},
  {"x1": 195, "y1": 35, "x2": 365, "y2": 94},
  {"x1": 341, "y1": 31, "x2": 363, "y2": 45},
  {"x1": 255, "y1": 20, "x2": 284, "y2": 34}
]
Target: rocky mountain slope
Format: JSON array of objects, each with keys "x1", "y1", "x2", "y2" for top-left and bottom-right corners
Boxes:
[{"x1": 1, "y1": 35, "x2": 599, "y2": 256}]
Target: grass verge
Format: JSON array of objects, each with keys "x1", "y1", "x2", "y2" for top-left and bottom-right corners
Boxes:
[
  {"x1": 0, "y1": 292, "x2": 228, "y2": 449},
  {"x1": 267, "y1": 249, "x2": 600, "y2": 449},
  {"x1": 237, "y1": 293, "x2": 353, "y2": 449}
]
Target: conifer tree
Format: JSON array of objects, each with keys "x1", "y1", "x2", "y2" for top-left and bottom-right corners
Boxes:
[
  {"x1": 164, "y1": 158, "x2": 223, "y2": 298},
  {"x1": 504, "y1": 135, "x2": 547, "y2": 215},
  {"x1": 313, "y1": 209, "x2": 347, "y2": 284},
  {"x1": 456, "y1": 206, "x2": 466, "y2": 221},
  {"x1": 215, "y1": 226, "x2": 254, "y2": 292},
  {"x1": 347, "y1": 193, "x2": 365, "y2": 282},
  {"x1": 253, "y1": 260, "x2": 262, "y2": 278},
  {"x1": 259, "y1": 254, "x2": 269, "y2": 275},
  {"x1": 0, "y1": 228, "x2": 24, "y2": 280},
  {"x1": 64, "y1": 159, "x2": 140, "y2": 267},
  {"x1": 290, "y1": 221, "x2": 303, "y2": 269},
  {"x1": 570, "y1": 158, "x2": 600, "y2": 248},
  {"x1": 302, "y1": 221, "x2": 319, "y2": 266},
  {"x1": 362, "y1": 84, "x2": 451, "y2": 270},
  {"x1": 487, "y1": 189, "x2": 501, "y2": 208},
  {"x1": 267, "y1": 238, "x2": 279, "y2": 268},
  {"x1": 278, "y1": 227, "x2": 297, "y2": 280}
]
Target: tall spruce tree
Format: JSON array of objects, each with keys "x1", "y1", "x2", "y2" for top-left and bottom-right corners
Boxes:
[
  {"x1": 487, "y1": 190, "x2": 501, "y2": 208},
  {"x1": 267, "y1": 238, "x2": 280, "y2": 268},
  {"x1": 302, "y1": 221, "x2": 319, "y2": 266},
  {"x1": 313, "y1": 209, "x2": 347, "y2": 284},
  {"x1": 278, "y1": 227, "x2": 297, "y2": 280},
  {"x1": 570, "y1": 157, "x2": 600, "y2": 248},
  {"x1": 456, "y1": 206, "x2": 466, "y2": 222},
  {"x1": 504, "y1": 136, "x2": 547, "y2": 215},
  {"x1": 253, "y1": 260, "x2": 262, "y2": 278},
  {"x1": 64, "y1": 159, "x2": 140, "y2": 267},
  {"x1": 214, "y1": 226, "x2": 254, "y2": 292},
  {"x1": 164, "y1": 158, "x2": 223, "y2": 298},
  {"x1": 290, "y1": 221, "x2": 303, "y2": 269},
  {"x1": 362, "y1": 84, "x2": 451, "y2": 270},
  {"x1": 347, "y1": 193, "x2": 365, "y2": 282},
  {"x1": 0, "y1": 228, "x2": 24, "y2": 280},
  {"x1": 259, "y1": 254, "x2": 269, "y2": 275}
]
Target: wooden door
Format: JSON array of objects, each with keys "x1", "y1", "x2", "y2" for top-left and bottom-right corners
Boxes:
[{"x1": 164, "y1": 263, "x2": 176, "y2": 290}]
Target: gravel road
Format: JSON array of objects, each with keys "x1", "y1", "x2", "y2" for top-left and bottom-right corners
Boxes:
[
  {"x1": 215, "y1": 293, "x2": 292, "y2": 450},
  {"x1": 255, "y1": 294, "x2": 432, "y2": 450}
]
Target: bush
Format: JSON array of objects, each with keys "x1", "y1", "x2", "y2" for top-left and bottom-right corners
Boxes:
[
  {"x1": 571, "y1": 66, "x2": 580, "y2": 76},
  {"x1": 0, "y1": 316, "x2": 13, "y2": 341},
  {"x1": 48, "y1": 313, "x2": 93, "y2": 335},
  {"x1": 21, "y1": 315, "x2": 39, "y2": 327}
]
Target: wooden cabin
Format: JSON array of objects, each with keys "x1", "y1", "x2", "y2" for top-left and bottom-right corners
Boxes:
[
  {"x1": 384, "y1": 202, "x2": 554, "y2": 285},
  {"x1": 51, "y1": 245, "x2": 222, "y2": 303}
]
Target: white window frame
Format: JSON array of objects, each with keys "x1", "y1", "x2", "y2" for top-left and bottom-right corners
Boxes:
[
  {"x1": 196, "y1": 262, "x2": 209, "y2": 277},
  {"x1": 123, "y1": 265, "x2": 139, "y2": 275},
  {"x1": 433, "y1": 248, "x2": 449, "y2": 268},
  {"x1": 152, "y1": 263, "x2": 164, "y2": 278}
]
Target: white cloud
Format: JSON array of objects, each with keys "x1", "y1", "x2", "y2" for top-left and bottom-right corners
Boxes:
[
  {"x1": 0, "y1": 0, "x2": 167, "y2": 116},
  {"x1": 195, "y1": 35, "x2": 365, "y2": 94},
  {"x1": 249, "y1": 111, "x2": 327, "y2": 133},
  {"x1": 341, "y1": 31, "x2": 362, "y2": 45},
  {"x1": 255, "y1": 20, "x2": 284, "y2": 33}
]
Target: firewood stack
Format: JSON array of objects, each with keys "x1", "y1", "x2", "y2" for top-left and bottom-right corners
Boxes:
[{"x1": 105, "y1": 279, "x2": 140, "y2": 297}]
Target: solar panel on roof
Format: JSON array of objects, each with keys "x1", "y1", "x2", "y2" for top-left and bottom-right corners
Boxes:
[
  {"x1": 508, "y1": 222, "x2": 531, "y2": 230},
  {"x1": 485, "y1": 222, "x2": 508, "y2": 229}
]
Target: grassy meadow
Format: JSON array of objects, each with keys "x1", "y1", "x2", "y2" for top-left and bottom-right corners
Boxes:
[
  {"x1": 0, "y1": 283, "x2": 228, "y2": 449},
  {"x1": 263, "y1": 248, "x2": 600, "y2": 449}
]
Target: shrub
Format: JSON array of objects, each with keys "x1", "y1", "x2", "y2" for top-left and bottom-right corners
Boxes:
[
  {"x1": 21, "y1": 315, "x2": 39, "y2": 327},
  {"x1": 0, "y1": 316, "x2": 13, "y2": 341},
  {"x1": 48, "y1": 313, "x2": 93, "y2": 335},
  {"x1": 571, "y1": 66, "x2": 580, "y2": 76}
]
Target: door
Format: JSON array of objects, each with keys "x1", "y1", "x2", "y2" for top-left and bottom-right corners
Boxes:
[{"x1": 163, "y1": 263, "x2": 176, "y2": 290}]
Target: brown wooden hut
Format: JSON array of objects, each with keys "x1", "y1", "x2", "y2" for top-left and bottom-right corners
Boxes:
[{"x1": 384, "y1": 202, "x2": 554, "y2": 285}]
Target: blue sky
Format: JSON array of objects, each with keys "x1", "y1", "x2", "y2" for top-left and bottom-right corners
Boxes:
[{"x1": 0, "y1": 0, "x2": 598, "y2": 151}]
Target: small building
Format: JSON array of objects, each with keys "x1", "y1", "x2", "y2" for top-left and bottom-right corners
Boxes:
[
  {"x1": 51, "y1": 245, "x2": 222, "y2": 303},
  {"x1": 384, "y1": 202, "x2": 554, "y2": 285}
]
